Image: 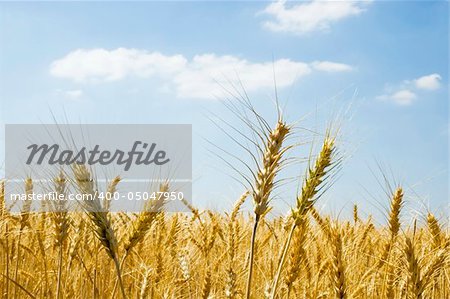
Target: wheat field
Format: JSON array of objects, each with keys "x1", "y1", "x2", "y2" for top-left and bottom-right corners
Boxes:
[{"x1": 0, "y1": 113, "x2": 448, "y2": 299}]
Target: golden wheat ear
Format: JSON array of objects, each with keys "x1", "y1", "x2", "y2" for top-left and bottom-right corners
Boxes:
[
  {"x1": 104, "y1": 175, "x2": 120, "y2": 211},
  {"x1": 251, "y1": 120, "x2": 290, "y2": 217},
  {"x1": 388, "y1": 188, "x2": 404, "y2": 239},
  {"x1": 427, "y1": 213, "x2": 442, "y2": 249},
  {"x1": 51, "y1": 172, "x2": 70, "y2": 247},
  {"x1": 123, "y1": 182, "x2": 167, "y2": 254},
  {"x1": 270, "y1": 135, "x2": 337, "y2": 299},
  {"x1": 51, "y1": 172, "x2": 70, "y2": 299},
  {"x1": 246, "y1": 120, "x2": 291, "y2": 299},
  {"x1": 330, "y1": 223, "x2": 347, "y2": 299},
  {"x1": 0, "y1": 180, "x2": 5, "y2": 217},
  {"x1": 72, "y1": 165, "x2": 126, "y2": 299}
]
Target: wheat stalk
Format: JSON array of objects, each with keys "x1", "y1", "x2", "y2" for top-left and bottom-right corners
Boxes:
[
  {"x1": 330, "y1": 224, "x2": 346, "y2": 299},
  {"x1": 51, "y1": 172, "x2": 70, "y2": 299},
  {"x1": 404, "y1": 235, "x2": 421, "y2": 299},
  {"x1": 13, "y1": 177, "x2": 33, "y2": 298},
  {"x1": 72, "y1": 165, "x2": 126, "y2": 299},
  {"x1": 104, "y1": 176, "x2": 120, "y2": 211},
  {"x1": 247, "y1": 120, "x2": 290, "y2": 299},
  {"x1": 427, "y1": 213, "x2": 442, "y2": 249},
  {"x1": 270, "y1": 136, "x2": 336, "y2": 299}
]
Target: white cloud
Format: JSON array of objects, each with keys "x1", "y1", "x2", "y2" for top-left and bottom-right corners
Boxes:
[
  {"x1": 55, "y1": 89, "x2": 84, "y2": 100},
  {"x1": 311, "y1": 61, "x2": 353, "y2": 72},
  {"x1": 414, "y1": 73, "x2": 442, "y2": 90},
  {"x1": 261, "y1": 0, "x2": 370, "y2": 35},
  {"x1": 50, "y1": 48, "x2": 187, "y2": 83},
  {"x1": 377, "y1": 73, "x2": 442, "y2": 106},
  {"x1": 377, "y1": 89, "x2": 417, "y2": 106},
  {"x1": 50, "y1": 48, "x2": 353, "y2": 99},
  {"x1": 390, "y1": 90, "x2": 417, "y2": 105},
  {"x1": 173, "y1": 55, "x2": 311, "y2": 99}
]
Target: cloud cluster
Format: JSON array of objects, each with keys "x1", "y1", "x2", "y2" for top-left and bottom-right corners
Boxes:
[
  {"x1": 414, "y1": 73, "x2": 442, "y2": 91},
  {"x1": 50, "y1": 48, "x2": 353, "y2": 99},
  {"x1": 55, "y1": 89, "x2": 84, "y2": 100},
  {"x1": 311, "y1": 61, "x2": 354, "y2": 72},
  {"x1": 261, "y1": 0, "x2": 370, "y2": 35},
  {"x1": 377, "y1": 73, "x2": 442, "y2": 106},
  {"x1": 50, "y1": 48, "x2": 187, "y2": 82}
]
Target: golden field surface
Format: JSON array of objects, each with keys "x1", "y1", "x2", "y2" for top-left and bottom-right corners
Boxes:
[
  {"x1": 0, "y1": 111, "x2": 448, "y2": 299},
  {"x1": 0, "y1": 185, "x2": 450, "y2": 298},
  {"x1": 0, "y1": 176, "x2": 448, "y2": 299}
]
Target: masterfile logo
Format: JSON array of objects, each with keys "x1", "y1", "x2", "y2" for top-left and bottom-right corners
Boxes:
[
  {"x1": 4, "y1": 124, "x2": 192, "y2": 212},
  {"x1": 25, "y1": 141, "x2": 170, "y2": 171}
]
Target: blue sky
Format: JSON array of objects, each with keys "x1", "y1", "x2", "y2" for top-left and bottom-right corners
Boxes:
[{"x1": 0, "y1": 1, "x2": 448, "y2": 221}]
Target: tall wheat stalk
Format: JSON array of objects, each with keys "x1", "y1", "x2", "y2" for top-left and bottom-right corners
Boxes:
[
  {"x1": 51, "y1": 172, "x2": 69, "y2": 299},
  {"x1": 226, "y1": 191, "x2": 248, "y2": 299},
  {"x1": 72, "y1": 165, "x2": 127, "y2": 299},
  {"x1": 247, "y1": 120, "x2": 290, "y2": 299},
  {"x1": 13, "y1": 177, "x2": 33, "y2": 298},
  {"x1": 270, "y1": 136, "x2": 336, "y2": 298},
  {"x1": 110, "y1": 182, "x2": 167, "y2": 298}
]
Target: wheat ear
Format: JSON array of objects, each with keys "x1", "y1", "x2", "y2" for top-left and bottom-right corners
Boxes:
[
  {"x1": 353, "y1": 204, "x2": 359, "y2": 224},
  {"x1": 0, "y1": 180, "x2": 5, "y2": 217},
  {"x1": 246, "y1": 120, "x2": 290, "y2": 299},
  {"x1": 52, "y1": 172, "x2": 70, "y2": 299},
  {"x1": 110, "y1": 182, "x2": 167, "y2": 298},
  {"x1": 379, "y1": 187, "x2": 404, "y2": 268},
  {"x1": 123, "y1": 182, "x2": 167, "y2": 253},
  {"x1": 330, "y1": 225, "x2": 347, "y2": 299},
  {"x1": 419, "y1": 248, "x2": 446, "y2": 296},
  {"x1": 13, "y1": 177, "x2": 33, "y2": 298},
  {"x1": 225, "y1": 191, "x2": 249, "y2": 298},
  {"x1": 104, "y1": 175, "x2": 120, "y2": 211},
  {"x1": 73, "y1": 165, "x2": 126, "y2": 299},
  {"x1": 270, "y1": 136, "x2": 335, "y2": 299},
  {"x1": 283, "y1": 220, "x2": 308, "y2": 296},
  {"x1": 427, "y1": 213, "x2": 442, "y2": 249},
  {"x1": 404, "y1": 235, "x2": 421, "y2": 299}
]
